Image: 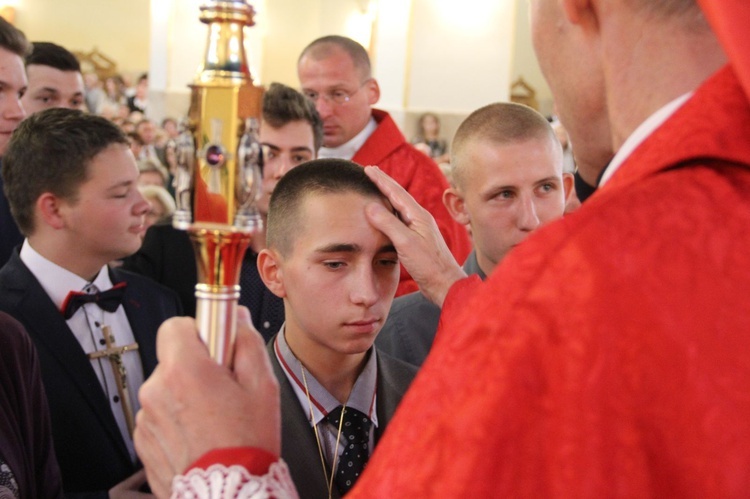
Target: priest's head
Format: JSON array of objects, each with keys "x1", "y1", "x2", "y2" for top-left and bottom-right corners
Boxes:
[{"x1": 298, "y1": 35, "x2": 380, "y2": 149}]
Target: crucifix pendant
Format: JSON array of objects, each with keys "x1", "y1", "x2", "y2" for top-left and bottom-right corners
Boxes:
[{"x1": 88, "y1": 325, "x2": 139, "y2": 438}]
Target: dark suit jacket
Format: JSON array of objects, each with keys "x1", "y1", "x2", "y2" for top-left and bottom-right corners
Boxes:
[
  {"x1": 121, "y1": 224, "x2": 197, "y2": 315},
  {"x1": 0, "y1": 171, "x2": 23, "y2": 268},
  {"x1": 0, "y1": 251, "x2": 182, "y2": 498},
  {"x1": 267, "y1": 339, "x2": 417, "y2": 499}
]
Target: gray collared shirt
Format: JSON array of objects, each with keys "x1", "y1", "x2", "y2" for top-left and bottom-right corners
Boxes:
[{"x1": 273, "y1": 327, "x2": 379, "y2": 466}]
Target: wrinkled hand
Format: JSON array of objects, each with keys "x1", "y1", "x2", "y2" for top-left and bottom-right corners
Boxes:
[
  {"x1": 108, "y1": 469, "x2": 153, "y2": 498},
  {"x1": 134, "y1": 308, "x2": 280, "y2": 499},
  {"x1": 364, "y1": 166, "x2": 466, "y2": 307}
]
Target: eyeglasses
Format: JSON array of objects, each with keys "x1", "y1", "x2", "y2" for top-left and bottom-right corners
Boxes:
[{"x1": 303, "y1": 79, "x2": 371, "y2": 106}]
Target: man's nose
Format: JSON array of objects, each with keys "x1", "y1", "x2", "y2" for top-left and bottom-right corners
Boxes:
[
  {"x1": 314, "y1": 96, "x2": 334, "y2": 119},
  {"x1": 4, "y1": 96, "x2": 25, "y2": 121},
  {"x1": 517, "y1": 195, "x2": 541, "y2": 232}
]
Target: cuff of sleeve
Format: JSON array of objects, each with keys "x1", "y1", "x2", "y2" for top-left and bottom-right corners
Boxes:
[
  {"x1": 187, "y1": 447, "x2": 279, "y2": 476},
  {"x1": 444, "y1": 275, "x2": 481, "y2": 314},
  {"x1": 436, "y1": 275, "x2": 482, "y2": 342}
]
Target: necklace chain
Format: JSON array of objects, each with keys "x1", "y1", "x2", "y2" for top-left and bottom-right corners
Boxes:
[{"x1": 300, "y1": 365, "x2": 345, "y2": 499}]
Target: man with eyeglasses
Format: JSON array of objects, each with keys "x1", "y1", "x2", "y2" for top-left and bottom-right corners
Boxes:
[{"x1": 297, "y1": 35, "x2": 471, "y2": 296}]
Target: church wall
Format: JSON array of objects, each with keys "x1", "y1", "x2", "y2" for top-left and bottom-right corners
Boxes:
[
  {"x1": 13, "y1": 0, "x2": 151, "y2": 77},
  {"x1": 6, "y1": 0, "x2": 553, "y2": 134}
]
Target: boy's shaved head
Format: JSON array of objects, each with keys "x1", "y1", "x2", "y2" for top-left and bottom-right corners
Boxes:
[
  {"x1": 267, "y1": 159, "x2": 385, "y2": 256},
  {"x1": 451, "y1": 102, "x2": 560, "y2": 190}
]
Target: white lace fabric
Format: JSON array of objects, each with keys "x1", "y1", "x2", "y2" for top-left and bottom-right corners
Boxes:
[{"x1": 171, "y1": 460, "x2": 299, "y2": 499}]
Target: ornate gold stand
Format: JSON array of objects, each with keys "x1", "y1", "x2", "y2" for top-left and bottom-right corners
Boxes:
[
  {"x1": 189, "y1": 223, "x2": 255, "y2": 366},
  {"x1": 174, "y1": 0, "x2": 264, "y2": 366}
]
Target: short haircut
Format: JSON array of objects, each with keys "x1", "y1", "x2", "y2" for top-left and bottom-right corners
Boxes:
[
  {"x1": 25, "y1": 41, "x2": 81, "y2": 71},
  {"x1": 451, "y1": 102, "x2": 559, "y2": 189},
  {"x1": 2, "y1": 108, "x2": 128, "y2": 235},
  {"x1": 267, "y1": 159, "x2": 383, "y2": 256},
  {"x1": 262, "y1": 82, "x2": 323, "y2": 151},
  {"x1": 299, "y1": 35, "x2": 371, "y2": 80},
  {"x1": 0, "y1": 16, "x2": 30, "y2": 57}
]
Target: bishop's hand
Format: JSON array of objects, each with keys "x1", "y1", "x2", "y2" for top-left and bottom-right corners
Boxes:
[
  {"x1": 364, "y1": 166, "x2": 466, "y2": 307},
  {"x1": 134, "y1": 308, "x2": 281, "y2": 498}
]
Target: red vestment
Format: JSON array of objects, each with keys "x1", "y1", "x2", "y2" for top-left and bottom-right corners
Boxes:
[
  {"x1": 185, "y1": 66, "x2": 750, "y2": 498},
  {"x1": 351, "y1": 65, "x2": 750, "y2": 497},
  {"x1": 699, "y1": 0, "x2": 750, "y2": 100},
  {"x1": 352, "y1": 109, "x2": 472, "y2": 296}
]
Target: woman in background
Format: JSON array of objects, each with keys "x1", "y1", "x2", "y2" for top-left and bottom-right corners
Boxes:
[{"x1": 412, "y1": 112, "x2": 450, "y2": 164}]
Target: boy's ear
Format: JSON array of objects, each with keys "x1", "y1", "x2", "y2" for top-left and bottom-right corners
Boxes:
[
  {"x1": 443, "y1": 188, "x2": 470, "y2": 226},
  {"x1": 257, "y1": 249, "x2": 287, "y2": 298},
  {"x1": 36, "y1": 192, "x2": 67, "y2": 230},
  {"x1": 562, "y1": 172, "x2": 575, "y2": 199}
]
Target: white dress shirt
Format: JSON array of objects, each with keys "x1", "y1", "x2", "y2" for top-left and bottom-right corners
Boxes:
[
  {"x1": 318, "y1": 117, "x2": 378, "y2": 161},
  {"x1": 600, "y1": 92, "x2": 693, "y2": 186},
  {"x1": 20, "y1": 241, "x2": 143, "y2": 462}
]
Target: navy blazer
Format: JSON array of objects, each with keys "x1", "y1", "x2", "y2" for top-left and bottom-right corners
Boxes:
[
  {"x1": 0, "y1": 172, "x2": 23, "y2": 268},
  {"x1": 267, "y1": 339, "x2": 417, "y2": 499},
  {"x1": 0, "y1": 251, "x2": 182, "y2": 498}
]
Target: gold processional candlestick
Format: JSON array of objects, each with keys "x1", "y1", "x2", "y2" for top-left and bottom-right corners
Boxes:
[{"x1": 173, "y1": 0, "x2": 265, "y2": 367}]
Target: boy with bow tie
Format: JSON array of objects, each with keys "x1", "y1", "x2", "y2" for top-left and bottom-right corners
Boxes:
[{"x1": 0, "y1": 108, "x2": 181, "y2": 498}]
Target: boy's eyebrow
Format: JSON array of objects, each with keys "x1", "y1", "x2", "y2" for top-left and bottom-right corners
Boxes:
[
  {"x1": 261, "y1": 143, "x2": 314, "y2": 154},
  {"x1": 314, "y1": 243, "x2": 397, "y2": 254},
  {"x1": 377, "y1": 244, "x2": 397, "y2": 254},
  {"x1": 316, "y1": 243, "x2": 361, "y2": 254},
  {"x1": 482, "y1": 175, "x2": 561, "y2": 194},
  {"x1": 106, "y1": 179, "x2": 135, "y2": 191},
  {"x1": 535, "y1": 175, "x2": 561, "y2": 184}
]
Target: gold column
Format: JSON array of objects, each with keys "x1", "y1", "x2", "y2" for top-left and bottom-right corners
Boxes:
[{"x1": 174, "y1": 0, "x2": 264, "y2": 367}]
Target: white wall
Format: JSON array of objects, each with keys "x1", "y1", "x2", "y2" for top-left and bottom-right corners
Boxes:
[
  {"x1": 14, "y1": 0, "x2": 151, "y2": 76},
  {"x1": 510, "y1": 0, "x2": 553, "y2": 116},
  {"x1": 9, "y1": 0, "x2": 552, "y2": 123},
  {"x1": 406, "y1": 0, "x2": 516, "y2": 114}
]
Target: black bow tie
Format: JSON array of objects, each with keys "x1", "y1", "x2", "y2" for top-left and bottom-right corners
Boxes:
[{"x1": 61, "y1": 282, "x2": 127, "y2": 319}]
